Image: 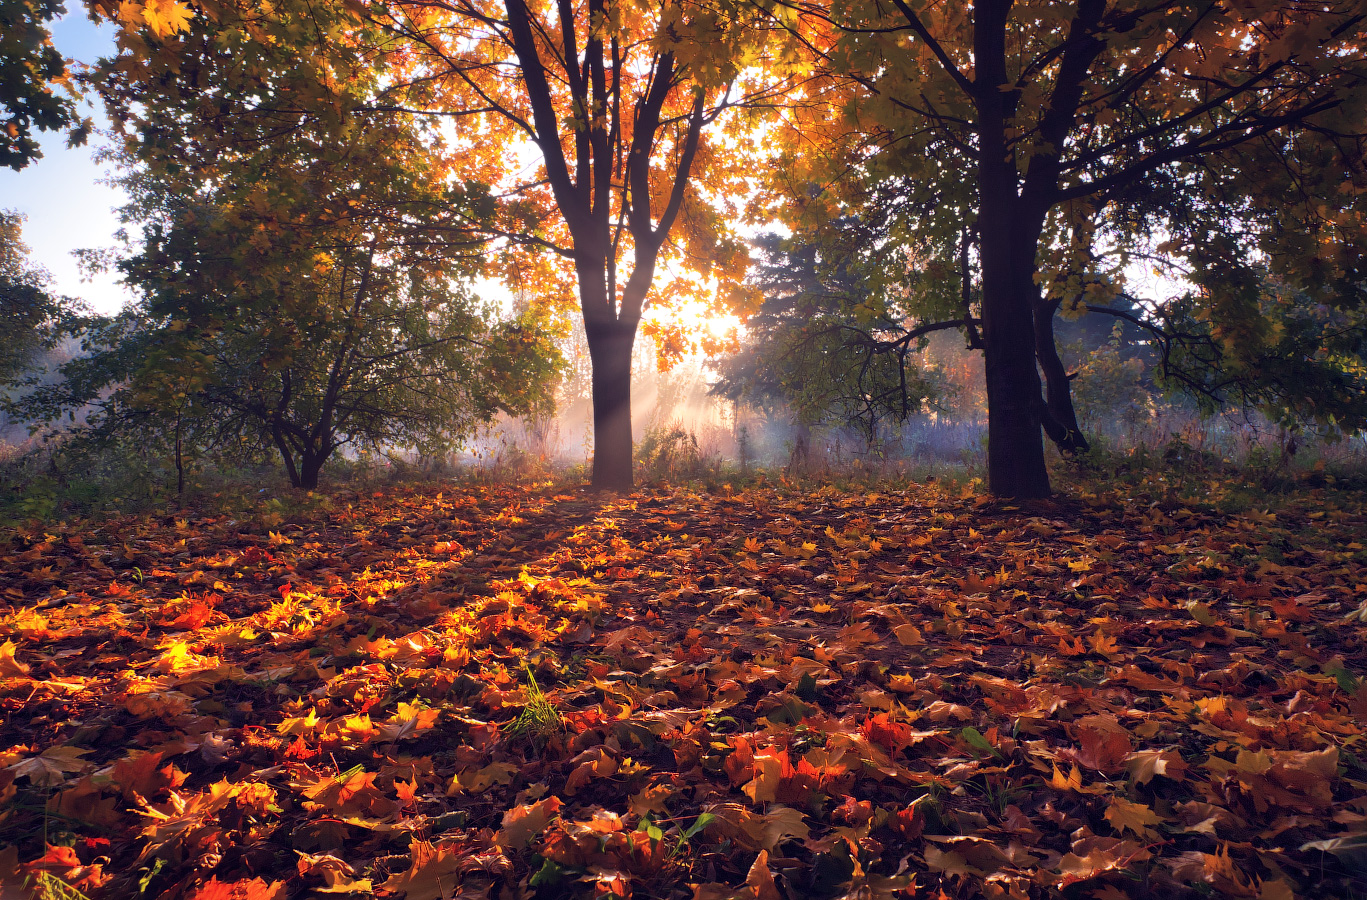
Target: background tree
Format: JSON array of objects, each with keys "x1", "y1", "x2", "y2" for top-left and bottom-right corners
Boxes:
[
  {"x1": 713, "y1": 229, "x2": 956, "y2": 444},
  {"x1": 0, "y1": 210, "x2": 77, "y2": 387},
  {"x1": 16, "y1": 0, "x2": 560, "y2": 489},
  {"x1": 765, "y1": 0, "x2": 1367, "y2": 497}
]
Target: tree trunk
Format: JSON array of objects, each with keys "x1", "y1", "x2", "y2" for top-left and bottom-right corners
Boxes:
[
  {"x1": 585, "y1": 317, "x2": 636, "y2": 491},
  {"x1": 273, "y1": 428, "x2": 302, "y2": 488},
  {"x1": 175, "y1": 410, "x2": 184, "y2": 496},
  {"x1": 1032, "y1": 297, "x2": 1090, "y2": 453},
  {"x1": 974, "y1": 0, "x2": 1052, "y2": 499},
  {"x1": 299, "y1": 454, "x2": 324, "y2": 491},
  {"x1": 977, "y1": 233, "x2": 1053, "y2": 498}
]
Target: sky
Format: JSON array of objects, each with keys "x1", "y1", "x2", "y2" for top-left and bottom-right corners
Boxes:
[{"x1": 0, "y1": 11, "x2": 131, "y2": 315}]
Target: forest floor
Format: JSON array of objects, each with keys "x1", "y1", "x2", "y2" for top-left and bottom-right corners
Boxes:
[{"x1": 1, "y1": 472, "x2": 1365, "y2": 900}]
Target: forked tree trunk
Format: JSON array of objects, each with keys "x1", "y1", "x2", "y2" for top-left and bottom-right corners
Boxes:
[{"x1": 585, "y1": 318, "x2": 636, "y2": 492}]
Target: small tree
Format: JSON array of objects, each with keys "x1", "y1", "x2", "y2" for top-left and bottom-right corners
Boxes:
[
  {"x1": 0, "y1": 210, "x2": 80, "y2": 389},
  {"x1": 713, "y1": 230, "x2": 955, "y2": 445}
]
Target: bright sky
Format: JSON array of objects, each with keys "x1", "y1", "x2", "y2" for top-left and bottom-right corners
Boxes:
[{"x1": 0, "y1": 12, "x2": 131, "y2": 315}]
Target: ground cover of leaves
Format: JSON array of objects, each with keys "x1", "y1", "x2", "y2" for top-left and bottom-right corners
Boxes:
[{"x1": 1, "y1": 478, "x2": 1366, "y2": 900}]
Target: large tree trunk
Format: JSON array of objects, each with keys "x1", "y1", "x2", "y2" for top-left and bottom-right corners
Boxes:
[
  {"x1": 299, "y1": 451, "x2": 326, "y2": 490},
  {"x1": 585, "y1": 317, "x2": 636, "y2": 491},
  {"x1": 974, "y1": 0, "x2": 1051, "y2": 499},
  {"x1": 977, "y1": 227, "x2": 1053, "y2": 498}
]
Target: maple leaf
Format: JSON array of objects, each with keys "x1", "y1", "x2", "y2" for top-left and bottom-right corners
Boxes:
[
  {"x1": 17, "y1": 844, "x2": 111, "y2": 894},
  {"x1": 745, "y1": 850, "x2": 782, "y2": 900},
  {"x1": 111, "y1": 751, "x2": 176, "y2": 800},
  {"x1": 0, "y1": 640, "x2": 30, "y2": 677},
  {"x1": 1104, "y1": 797, "x2": 1162, "y2": 839},
  {"x1": 742, "y1": 750, "x2": 786, "y2": 803},
  {"x1": 296, "y1": 852, "x2": 372, "y2": 893},
  {"x1": 379, "y1": 841, "x2": 463, "y2": 900},
  {"x1": 186, "y1": 877, "x2": 287, "y2": 900},
  {"x1": 495, "y1": 796, "x2": 562, "y2": 849},
  {"x1": 629, "y1": 783, "x2": 675, "y2": 817},
  {"x1": 50, "y1": 777, "x2": 122, "y2": 827},
  {"x1": 139, "y1": 0, "x2": 194, "y2": 37},
  {"x1": 752, "y1": 806, "x2": 810, "y2": 852},
  {"x1": 449, "y1": 761, "x2": 518, "y2": 794},
  {"x1": 1057, "y1": 837, "x2": 1153, "y2": 887},
  {"x1": 1088, "y1": 630, "x2": 1119, "y2": 657},
  {"x1": 860, "y1": 713, "x2": 912, "y2": 754},
  {"x1": 7, "y1": 745, "x2": 91, "y2": 786},
  {"x1": 1124, "y1": 748, "x2": 1187, "y2": 785},
  {"x1": 1050, "y1": 763, "x2": 1083, "y2": 792},
  {"x1": 1071, "y1": 716, "x2": 1133, "y2": 774},
  {"x1": 1057, "y1": 635, "x2": 1087, "y2": 657}
]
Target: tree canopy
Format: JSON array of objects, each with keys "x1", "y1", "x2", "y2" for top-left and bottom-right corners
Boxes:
[
  {"x1": 337, "y1": 0, "x2": 789, "y2": 489},
  {"x1": 0, "y1": 0, "x2": 91, "y2": 169}
]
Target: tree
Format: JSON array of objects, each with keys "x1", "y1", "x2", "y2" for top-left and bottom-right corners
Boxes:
[
  {"x1": 765, "y1": 1, "x2": 1367, "y2": 496},
  {"x1": 0, "y1": 0, "x2": 92, "y2": 169},
  {"x1": 352, "y1": 0, "x2": 784, "y2": 490},
  {"x1": 20, "y1": 1, "x2": 561, "y2": 490},
  {"x1": 713, "y1": 229, "x2": 955, "y2": 443},
  {"x1": 0, "y1": 209, "x2": 75, "y2": 385}
]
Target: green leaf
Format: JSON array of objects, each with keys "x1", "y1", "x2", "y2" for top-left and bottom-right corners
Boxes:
[
  {"x1": 681, "y1": 812, "x2": 716, "y2": 842},
  {"x1": 528, "y1": 857, "x2": 566, "y2": 888},
  {"x1": 959, "y1": 726, "x2": 1000, "y2": 759},
  {"x1": 1327, "y1": 663, "x2": 1361, "y2": 696}
]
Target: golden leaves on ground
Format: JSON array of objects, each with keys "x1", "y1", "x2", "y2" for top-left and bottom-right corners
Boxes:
[{"x1": 0, "y1": 479, "x2": 1365, "y2": 898}]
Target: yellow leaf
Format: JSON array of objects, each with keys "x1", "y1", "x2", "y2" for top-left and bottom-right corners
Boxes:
[
  {"x1": 450, "y1": 761, "x2": 518, "y2": 794},
  {"x1": 745, "y1": 850, "x2": 782, "y2": 900},
  {"x1": 748, "y1": 806, "x2": 810, "y2": 853},
  {"x1": 277, "y1": 708, "x2": 321, "y2": 736},
  {"x1": 887, "y1": 674, "x2": 917, "y2": 693},
  {"x1": 893, "y1": 623, "x2": 925, "y2": 646},
  {"x1": 116, "y1": 0, "x2": 144, "y2": 26},
  {"x1": 495, "y1": 796, "x2": 561, "y2": 849},
  {"x1": 0, "y1": 640, "x2": 30, "y2": 677},
  {"x1": 140, "y1": 0, "x2": 193, "y2": 37},
  {"x1": 742, "y1": 752, "x2": 784, "y2": 803},
  {"x1": 1050, "y1": 763, "x2": 1083, "y2": 791},
  {"x1": 1104, "y1": 797, "x2": 1161, "y2": 837},
  {"x1": 1088, "y1": 631, "x2": 1119, "y2": 656},
  {"x1": 628, "y1": 783, "x2": 674, "y2": 817}
]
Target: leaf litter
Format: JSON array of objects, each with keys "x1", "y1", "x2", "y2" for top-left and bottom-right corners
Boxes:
[{"x1": 0, "y1": 479, "x2": 1365, "y2": 899}]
